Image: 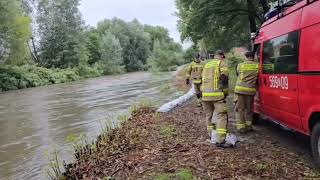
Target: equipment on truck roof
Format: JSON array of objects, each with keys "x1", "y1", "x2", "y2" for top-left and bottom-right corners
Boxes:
[{"x1": 264, "y1": 0, "x2": 302, "y2": 20}]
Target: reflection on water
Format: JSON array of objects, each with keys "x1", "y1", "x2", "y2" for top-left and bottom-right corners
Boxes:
[{"x1": 0, "y1": 71, "x2": 177, "y2": 179}]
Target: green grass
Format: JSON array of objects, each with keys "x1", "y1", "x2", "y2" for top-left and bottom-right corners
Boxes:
[
  {"x1": 177, "y1": 169, "x2": 194, "y2": 180},
  {"x1": 117, "y1": 114, "x2": 129, "y2": 123},
  {"x1": 154, "y1": 169, "x2": 194, "y2": 180},
  {"x1": 255, "y1": 163, "x2": 268, "y2": 173},
  {"x1": 129, "y1": 98, "x2": 155, "y2": 114},
  {"x1": 159, "y1": 125, "x2": 177, "y2": 139},
  {"x1": 155, "y1": 173, "x2": 171, "y2": 180}
]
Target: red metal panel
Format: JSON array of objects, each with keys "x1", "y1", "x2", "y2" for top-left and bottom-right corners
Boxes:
[
  {"x1": 301, "y1": 0, "x2": 320, "y2": 28},
  {"x1": 260, "y1": 9, "x2": 302, "y2": 41},
  {"x1": 299, "y1": 75, "x2": 320, "y2": 134},
  {"x1": 300, "y1": 23, "x2": 320, "y2": 71}
]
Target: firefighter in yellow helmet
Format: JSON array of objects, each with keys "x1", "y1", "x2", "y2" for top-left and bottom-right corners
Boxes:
[
  {"x1": 234, "y1": 51, "x2": 259, "y2": 133},
  {"x1": 186, "y1": 53, "x2": 205, "y2": 107},
  {"x1": 202, "y1": 50, "x2": 231, "y2": 148}
]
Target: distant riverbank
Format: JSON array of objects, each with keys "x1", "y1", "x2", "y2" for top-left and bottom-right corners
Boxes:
[{"x1": 0, "y1": 65, "x2": 179, "y2": 92}]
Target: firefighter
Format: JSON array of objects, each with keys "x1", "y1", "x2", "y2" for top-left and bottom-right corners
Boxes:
[
  {"x1": 234, "y1": 51, "x2": 259, "y2": 133},
  {"x1": 202, "y1": 50, "x2": 231, "y2": 148},
  {"x1": 208, "y1": 52, "x2": 229, "y2": 95},
  {"x1": 186, "y1": 53, "x2": 205, "y2": 107}
]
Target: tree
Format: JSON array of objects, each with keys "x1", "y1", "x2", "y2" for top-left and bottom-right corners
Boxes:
[
  {"x1": 183, "y1": 45, "x2": 198, "y2": 63},
  {"x1": 148, "y1": 40, "x2": 183, "y2": 72},
  {"x1": 97, "y1": 18, "x2": 151, "y2": 72},
  {"x1": 125, "y1": 20, "x2": 151, "y2": 71},
  {"x1": 0, "y1": 0, "x2": 31, "y2": 65},
  {"x1": 21, "y1": 0, "x2": 40, "y2": 63},
  {"x1": 85, "y1": 29, "x2": 101, "y2": 65},
  {"x1": 99, "y1": 32, "x2": 124, "y2": 74},
  {"x1": 175, "y1": 0, "x2": 274, "y2": 51},
  {"x1": 37, "y1": 0, "x2": 88, "y2": 68},
  {"x1": 144, "y1": 25, "x2": 171, "y2": 51}
]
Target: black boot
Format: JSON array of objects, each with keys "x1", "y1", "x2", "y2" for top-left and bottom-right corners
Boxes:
[{"x1": 215, "y1": 142, "x2": 233, "y2": 149}]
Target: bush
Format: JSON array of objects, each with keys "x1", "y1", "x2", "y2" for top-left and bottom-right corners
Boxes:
[
  {"x1": 0, "y1": 65, "x2": 85, "y2": 91},
  {"x1": 74, "y1": 64, "x2": 103, "y2": 78},
  {"x1": 226, "y1": 51, "x2": 245, "y2": 90}
]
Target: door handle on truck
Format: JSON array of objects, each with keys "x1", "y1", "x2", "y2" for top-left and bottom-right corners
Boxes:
[{"x1": 263, "y1": 77, "x2": 267, "y2": 85}]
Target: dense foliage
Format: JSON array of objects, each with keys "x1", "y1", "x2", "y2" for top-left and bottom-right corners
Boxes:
[
  {"x1": 226, "y1": 51, "x2": 246, "y2": 90},
  {"x1": 183, "y1": 45, "x2": 198, "y2": 63},
  {"x1": 0, "y1": 0, "x2": 185, "y2": 92},
  {"x1": 175, "y1": 0, "x2": 275, "y2": 52},
  {"x1": 0, "y1": 0, "x2": 31, "y2": 65},
  {"x1": 37, "y1": 0, "x2": 88, "y2": 68},
  {"x1": 148, "y1": 40, "x2": 184, "y2": 72},
  {"x1": 0, "y1": 65, "x2": 81, "y2": 91}
]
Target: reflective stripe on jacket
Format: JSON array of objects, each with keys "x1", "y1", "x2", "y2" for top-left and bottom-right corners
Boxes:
[
  {"x1": 186, "y1": 61, "x2": 205, "y2": 84},
  {"x1": 202, "y1": 59, "x2": 226, "y2": 101},
  {"x1": 235, "y1": 61, "x2": 259, "y2": 96}
]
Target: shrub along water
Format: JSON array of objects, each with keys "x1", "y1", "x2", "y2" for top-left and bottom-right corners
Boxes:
[{"x1": 0, "y1": 65, "x2": 103, "y2": 92}]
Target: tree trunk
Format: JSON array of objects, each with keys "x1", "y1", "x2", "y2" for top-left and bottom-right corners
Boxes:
[
  {"x1": 29, "y1": 37, "x2": 39, "y2": 63},
  {"x1": 247, "y1": 0, "x2": 257, "y2": 33},
  {"x1": 247, "y1": 0, "x2": 257, "y2": 51}
]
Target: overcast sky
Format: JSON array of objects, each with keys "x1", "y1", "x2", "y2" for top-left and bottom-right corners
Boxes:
[{"x1": 79, "y1": 0, "x2": 181, "y2": 43}]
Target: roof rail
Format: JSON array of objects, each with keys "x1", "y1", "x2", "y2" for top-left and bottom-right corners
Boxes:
[{"x1": 264, "y1": 0, "x2": 300, "y2": 20}]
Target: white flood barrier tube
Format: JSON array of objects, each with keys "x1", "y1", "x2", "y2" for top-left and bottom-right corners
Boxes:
[{"x1": 157, "y1": 85, "x2": 196, "y2": 113}]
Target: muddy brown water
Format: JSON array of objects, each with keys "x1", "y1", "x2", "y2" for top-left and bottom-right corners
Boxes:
[{"x1": 0, "y1": 71, "x2": 179, "y2": 180}]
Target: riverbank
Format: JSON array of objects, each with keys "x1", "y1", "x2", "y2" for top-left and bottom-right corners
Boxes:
[
  {"x1": 0, "y1": 65, "x2": 180, "y2": 92},
  {"x1": 62, "y1": 70, "x2": 320, "y2": 179},
  {"x1": 0, "y1": 65, "x2": 102, "y2": 92},
  {"x1": 63, "y1": 102, "x2": 320, "y2": 179}
]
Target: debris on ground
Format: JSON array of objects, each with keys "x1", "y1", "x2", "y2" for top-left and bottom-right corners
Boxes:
[{"x1": 63, "y1": 101, "x2": 320, "y2": 179}]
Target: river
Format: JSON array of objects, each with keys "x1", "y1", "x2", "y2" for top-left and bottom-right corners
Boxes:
[{"x1": 0, "y1": 71, "x2": 180, "y2": 179}]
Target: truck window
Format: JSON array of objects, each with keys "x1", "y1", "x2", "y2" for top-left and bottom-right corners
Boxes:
[
  {"x1": 254, "y1": 44, "x2": 261, "y2": 62},
  {"x1": 262, "y1": 31, "x2": 300, "y2": 74}
]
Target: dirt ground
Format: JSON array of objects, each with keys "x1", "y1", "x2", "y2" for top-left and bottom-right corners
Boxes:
[
  {"x1": 63, "y1": 97, "x2": 320, "y2": 179},
  {"x1": 63, "y1": 69, "x2": 320, "y2": 179}
]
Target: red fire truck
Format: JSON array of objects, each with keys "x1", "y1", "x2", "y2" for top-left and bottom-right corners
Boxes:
[{"x1": 253, "y1": 0, "x2": 320, "y2": 165}]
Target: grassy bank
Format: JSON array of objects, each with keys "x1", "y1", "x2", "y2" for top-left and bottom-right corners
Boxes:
[{"x1": 60, "y1": 67, "x2": 320, "y2": 179}]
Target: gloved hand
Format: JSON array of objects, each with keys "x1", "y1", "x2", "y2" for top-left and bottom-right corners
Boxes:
[
  {"x1": 186, "y1": 79, "x2": 190, "y2": 85},
  {"x1": 221, "y1": 74, "x2": 229, "y2": 86},
  {"x1": 233, "y1": 94, "x2": 238, "y2": 105}
]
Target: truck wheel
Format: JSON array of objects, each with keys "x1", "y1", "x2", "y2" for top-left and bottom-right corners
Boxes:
[{"x1": 311, "y1": 122, "x2": 320, "y2": 167}]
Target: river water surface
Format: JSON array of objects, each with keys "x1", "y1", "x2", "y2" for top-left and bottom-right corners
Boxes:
[{"x1": 0, "y1": 71, "x2": 179, "y2": 179}]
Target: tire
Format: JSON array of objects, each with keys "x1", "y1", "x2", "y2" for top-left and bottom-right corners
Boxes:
[{"x1": 311, "y1": 122, "x2": 320, "y2": 167}]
